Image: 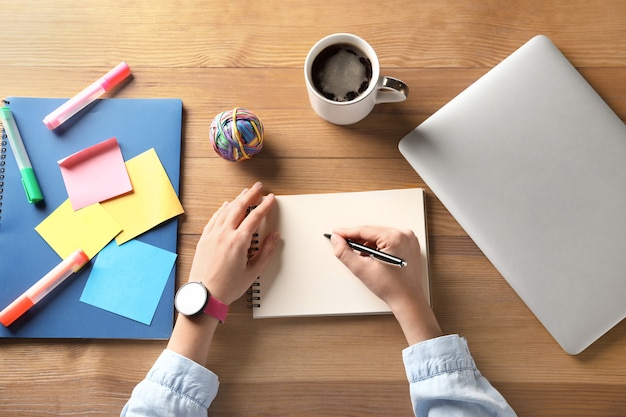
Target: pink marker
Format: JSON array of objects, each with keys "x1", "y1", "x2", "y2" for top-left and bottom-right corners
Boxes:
[
  {"x1": 0, "y1": 249, "x2": 89, "y2": 327},
  {"x1": 43, "y1": 62, "x2": 132, "y2": 130}
]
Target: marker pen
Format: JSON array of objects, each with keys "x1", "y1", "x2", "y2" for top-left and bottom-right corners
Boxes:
[
  {"x1": 0, "y1": 249, "x2": 89, "y2": 327},
  {"x1": 0, "y1": 106, "x2": 44, "y2": 203},
  {"x1": 43, "y1": 62, "x2": 132, "y2": 130}
]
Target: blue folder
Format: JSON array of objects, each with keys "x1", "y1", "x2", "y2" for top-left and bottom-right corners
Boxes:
[{"x1": 0, "y1": 97, "x2": 182, "y2": 338}]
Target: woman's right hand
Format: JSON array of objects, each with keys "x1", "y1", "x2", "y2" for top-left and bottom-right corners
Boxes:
[{"x1": 329, "y1": 226, "x2": 443, "y2": 345}]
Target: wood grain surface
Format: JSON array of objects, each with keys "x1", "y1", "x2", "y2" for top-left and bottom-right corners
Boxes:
[{"x1": 0, "y1": 0, "x2": 625, "y2": 415}]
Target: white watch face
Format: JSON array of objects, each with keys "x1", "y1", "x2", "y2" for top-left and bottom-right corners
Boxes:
[{"x1": 175, "y1": 282, "x2": 208, "y2": 316}]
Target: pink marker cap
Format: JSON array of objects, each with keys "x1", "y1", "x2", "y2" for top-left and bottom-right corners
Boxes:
[{"x1": 101, "y1": 62, "x2": 132, "y2": 91}]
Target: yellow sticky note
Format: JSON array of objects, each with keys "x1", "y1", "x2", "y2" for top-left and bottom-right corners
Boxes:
[
  {"x1": 35, "y1": 200, "x2": 122, "y2": 260},
  {"x1": 101, "y1": 148, "x2": 184, "y2": 244}
]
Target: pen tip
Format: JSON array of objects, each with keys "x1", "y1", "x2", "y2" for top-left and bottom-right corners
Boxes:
[{"x1": 323, "y1": 233, "x2": 332, "y2": 239}]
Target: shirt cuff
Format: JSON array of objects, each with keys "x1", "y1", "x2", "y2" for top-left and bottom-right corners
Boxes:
[
  {"x1": 402, "y1": 334, "x2": 477, "y2": 383},
  {"x1": 145, "y1": 349, "x2": 219, "y2": 411}
]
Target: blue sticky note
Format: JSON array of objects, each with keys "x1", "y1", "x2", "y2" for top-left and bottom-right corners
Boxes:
[{"x1": 80, "y1": 240, "x2": 177, "y2": 325}]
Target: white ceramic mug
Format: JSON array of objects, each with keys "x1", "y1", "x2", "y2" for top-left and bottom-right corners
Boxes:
[{"x1": 304, "y1": 33, "x2": 408, "y2": 125}]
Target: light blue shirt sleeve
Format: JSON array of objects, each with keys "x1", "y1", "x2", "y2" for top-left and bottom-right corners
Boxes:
[
  {"x1": 403, "y1": 334, "x2": 517, "y2": 417},
  {"x1": 123, "y1": 335, "x2": 516, "y2": 417},
  {"x1": 121, "y1": 349, "x2": 219, "y2": 417}
]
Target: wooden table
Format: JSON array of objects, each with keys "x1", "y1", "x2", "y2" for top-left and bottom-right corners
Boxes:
[{"x1": 1, "y1": 1, "x2": 625, "y2": 415}]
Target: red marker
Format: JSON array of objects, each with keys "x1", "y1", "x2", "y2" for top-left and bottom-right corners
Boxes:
[{"x1": 0, "y1": 249, "x2": 89, "y2": 327}]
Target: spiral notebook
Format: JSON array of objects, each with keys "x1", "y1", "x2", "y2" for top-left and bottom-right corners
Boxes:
[
  {"x1": 250, "y1": 188, "x2": 430, "y2": 318},
  {"x1": 0, "y1": 97, "x2": 182, "y2": 339}
]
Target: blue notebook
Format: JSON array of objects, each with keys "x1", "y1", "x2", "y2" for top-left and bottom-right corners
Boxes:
[{"x1": 0, "y1": 97, "x2": 182, "y2": 338}]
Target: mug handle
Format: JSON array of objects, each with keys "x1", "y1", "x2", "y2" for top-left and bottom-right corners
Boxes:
[{"x1": 374, "y1": 76, "x2": 409, "y2": 104}]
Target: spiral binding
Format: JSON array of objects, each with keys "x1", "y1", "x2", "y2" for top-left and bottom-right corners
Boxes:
[
  {"x1": 0, "y1": 119, "x2": 6, "y2": 222},
  {"x1": 0, "y1": 99, "x2": 10, "y2": 222},
  {"x1": 246, "y1": 205, "x2": 261, "y2": 308},
  {"x1": 247, "y1": 281, "x2": 261, "y2": 309}
]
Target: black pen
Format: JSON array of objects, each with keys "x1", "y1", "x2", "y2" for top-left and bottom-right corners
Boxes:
[{"x1": 324, "y1": 234, "x2": 407, "y2": 267}]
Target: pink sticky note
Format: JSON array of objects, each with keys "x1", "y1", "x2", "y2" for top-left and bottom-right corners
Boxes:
[{"x1": 58, "y1": 137, "x2": 133, "y2": 210}]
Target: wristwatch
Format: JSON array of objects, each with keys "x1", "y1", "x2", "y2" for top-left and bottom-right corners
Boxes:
[{"x1": 174, "y1": 281, "x2": 229, "y2": 323}]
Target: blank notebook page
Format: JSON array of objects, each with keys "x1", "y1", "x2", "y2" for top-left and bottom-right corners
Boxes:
[{"x1": 253, "y1": 188, "x2": 430, "y2": 318}]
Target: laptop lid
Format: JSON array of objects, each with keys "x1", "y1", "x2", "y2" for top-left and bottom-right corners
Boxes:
[{"x1": 399, "y1": 35, "x2": 626, "y2": 354}]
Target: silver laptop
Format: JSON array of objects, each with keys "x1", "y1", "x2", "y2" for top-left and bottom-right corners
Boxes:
[{"x1": 399, "y1": 35, "x2": 626, "y2": 355}]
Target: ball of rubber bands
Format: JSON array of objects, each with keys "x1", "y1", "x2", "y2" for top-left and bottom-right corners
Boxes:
[{"x1": 209, "y1": 108, "x2": 264, "y2": 162}]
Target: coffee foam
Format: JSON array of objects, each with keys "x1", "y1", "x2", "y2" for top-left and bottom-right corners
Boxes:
[{"x1": 312, "y1": 45, "x2": 372, "y2": 102}]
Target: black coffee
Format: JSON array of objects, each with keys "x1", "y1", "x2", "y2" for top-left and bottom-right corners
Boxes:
[{"x1": 311, "y1": 43, "x2": 373, "y2": 102}]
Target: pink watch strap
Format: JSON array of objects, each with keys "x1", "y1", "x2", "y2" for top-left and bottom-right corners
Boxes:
[{"x1": 203, "y1": 296, "x2": 229, "y2": 323}]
